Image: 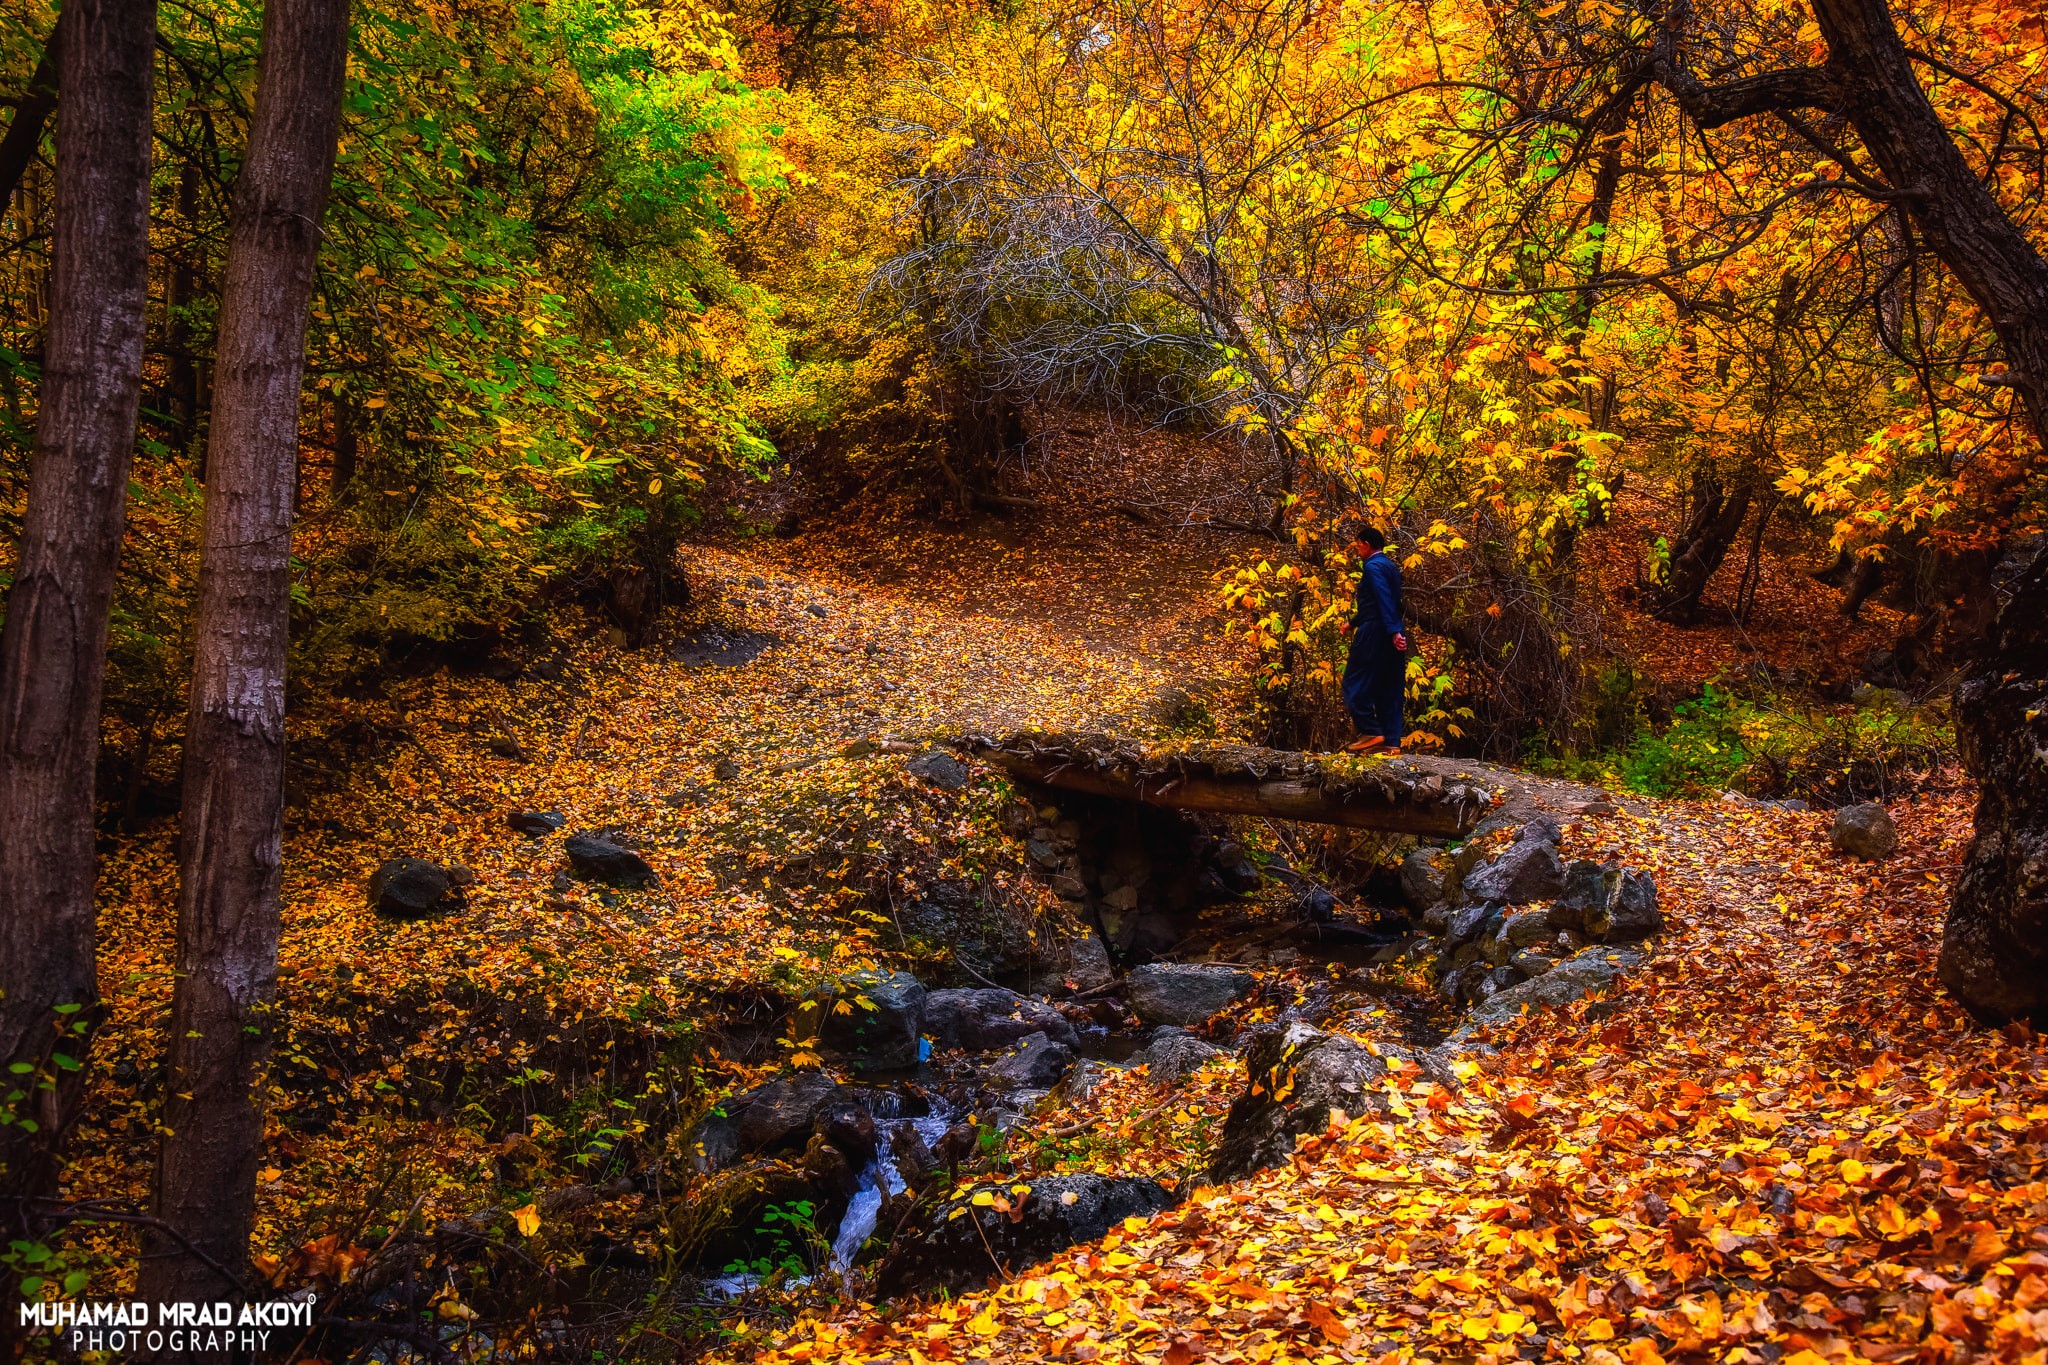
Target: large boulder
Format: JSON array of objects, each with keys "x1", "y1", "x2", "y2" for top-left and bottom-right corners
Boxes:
[
  {"x1": 1586, "y1": 871, "x2": 1662, "y2": 942},
  {"x1": 816, "y1": 970, "x2": 927, "y2": 1072},
  {"x1": 924, "y1": 988, "x2": 1079, "y2": 1052},
  {"x1": 564, "y1": 832, "x2": 657, "y2": 887},
  {"x1": 986, "y1": 1032, "x2": 1075, "y2": 1089},
  {"x1": 1466, "y1": 946, "x2": 1649, "y2": 1028},
  {"x1": 1831, "y1": 803, "x2": 1899, "y2": 861},
  {"x1": 874, "y1": 1173, "x2": 1177, "y2": 1296},
  {"x1": 1210, "y1": 1022, "x2": 1392, "y2": 1179},
  {"x1": 1124, "y1": 963, "x2": 1255, "y2": 1026},
  {"x1": 368, "y1": 858, "x2": 464, "y2": 918},
  {"x1": 1462, "y1": 838, "x2": 1567, "y2": 904}
]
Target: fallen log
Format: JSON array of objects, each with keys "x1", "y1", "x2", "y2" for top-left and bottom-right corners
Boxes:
[{"x1": 958, "y1": 731, "x2": 1493, "y2": 837}]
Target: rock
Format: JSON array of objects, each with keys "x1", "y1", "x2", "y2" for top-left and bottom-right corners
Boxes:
[
  {"x1": 1466, "y1": 946, "x2": 1649, "y2": 1028},
  {"x1": 1510, "y1": 949, "x2": 1558, "y2": 978},
  {"x1": 802, "y1": 1130, "x2": 859, "y2": 1202},
  {"x1": 1586, "y1": 871, "x2": 1663, "y2": 942},
  {"x1": 564, "y1": 832, "x2": 657, "y2": 888},
  {"x1": 1294, "y1": 885, "x2": 1338, "y2": 922},
  {"x1": 817, "y1": 970, "x2": 927, "y2": 1072},
  {"x1": 1444, "y1": 901, "x2": 1502, "y2": 947},
  {"x1": 816, "y1": 1095, "x2": 879, "y2": 1166},
  {"x1": 1124, "y1": 963, "x2": 1255, "y2": 1026},
  {"x1": 684, "y1": 1108, "x2": 742, "y2": 1175},
  {"x1": 1065, "y1": 935, "x2": 1115, "y2": 991},
  {"x1": 733, "y1": 1071, "x2": 840, "y2": 1153},
  {"x1": 1780, "y1": 798, "x2": 1812, "y2": 812},
  {"x1": 1400, "y1": 846, "x2": 1453, "y2": 912},
  {"x1": 924, "y1": 988, "x2": 1079, "y2": 1052},
  {"x1": 806, "y1": 603, "x2": 829, "y2": 618},
  {"x1": 1462, "y1": 839, "x2": 1567, "y2": 904},
  {"x1": 712, "y1": 756, "x2": 741, "y2": 781},
  {"x1": 1133, "y1": 1030, "x2": 1222, "y2": 1086},
  {"x1": 1551, "y1": 859, "x2": 1621, "y2": 932},
  {"x1": 1831, "y1": 803, "x2": 1899, "y2": 860},
  {"x1": 907, "y1": 750, "x2": 971, "y2": 791},
  {"x1": 987, "y1": 1032, "x2": 1075, "y2": 1089},
  {"x1": 884, "y1": 1120, "x2": 936, "y2": 1194},
  {"x1": 368, "y1": 858, "x2": 463, "y2": 918},
  {"x1": 875, "y1": 1174, "x2": 1177, "y2": 1296},
  {"x1": 506, "y1": 810, "x2": 566, "y2": 836},
  {"x1": 1519, "y1": 817, "x2": 1565, "y2": 847},
  {"x1": 1422, "y1": 902, "x2": 1454, "y2": 935},
  {"x1": 1210, "y1": 1022, "x2": 1393, "y2": 1179},
  {"x1": 1499, "y1": 907, "x2": 1555, "y2": 949},
  {"x1": 1211, "y1": 841, "x2": 1262, "y2": 894}
]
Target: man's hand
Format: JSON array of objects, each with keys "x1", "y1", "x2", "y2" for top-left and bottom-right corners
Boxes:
[{"x1": 1393, "y1": 631, "x2": 1409, "y2": 652}]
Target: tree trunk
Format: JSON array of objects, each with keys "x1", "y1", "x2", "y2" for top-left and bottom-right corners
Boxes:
[
  {"x1": 959, "y1": 731, "x2": 1492, "y2": 837},
  {"x1": 141, "y1": 0, "x2": 348, "y2": 1307},
  {"x1": 1653, "y1": 470, "x2": 1752, "y2": 624},
  {"x1": 1943, "y1": 538, "x2": 2048, "y2": 1021},
  {"x1": 0, "y1": 0, "x2": 153, "y2": 1250},
  {"x1": 1811, "y1": 0, "x2": 2048, "y2": 444},
  {"x1": 0, "y1": 13, "x2": 64, "y2": 212}
]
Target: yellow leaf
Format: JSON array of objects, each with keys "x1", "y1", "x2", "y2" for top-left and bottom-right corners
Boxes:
[{"x1": 512, "y1": 1203, "x2": 540, "y2": 1237}]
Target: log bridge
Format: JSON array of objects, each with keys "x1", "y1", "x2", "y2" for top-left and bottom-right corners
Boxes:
[{"x1": 958, "y1": 731, "x2": 1494, "y2": 838}]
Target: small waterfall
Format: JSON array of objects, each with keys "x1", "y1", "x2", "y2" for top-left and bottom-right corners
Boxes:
[{"x1": 829, "y1": 1137, "x2": 913, "y2": 1275}]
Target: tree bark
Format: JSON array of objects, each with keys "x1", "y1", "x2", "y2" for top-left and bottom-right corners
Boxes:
[
  {"x1": 0, "y1": 0, "x2": 153, "y2": 1246},
  {"x1": 1653, "y1": 470, "x2": 1753, "y2": 624},
  {"x1": 1809, "y1": 0, "x2": 2048, "y2": 442},
  {"x1": 141, "y1": 0, "x2": 348, "y2": 1307},
  {"x1": 1942, "y1": 538, "x2": 2048, "y2": 1021},
  {"x1": 0, "y1": 12, "x2": 64, "y2": 212}
]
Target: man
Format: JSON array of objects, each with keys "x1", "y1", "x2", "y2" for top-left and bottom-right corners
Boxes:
[{"x1": 1340, "y1": 525, "x2": 1409, "y2": 755}]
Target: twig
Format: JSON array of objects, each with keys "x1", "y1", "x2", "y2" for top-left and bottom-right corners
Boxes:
[
  {"x1": 29, "y1": 1198, "x2": 252, "y2": 1299},
  {"x1": 951, "y1": 949, "x2": 1009, "y2": 992},
  {"x1": 314, "y1": 1316, "x2": 462, "y2": 1365}
]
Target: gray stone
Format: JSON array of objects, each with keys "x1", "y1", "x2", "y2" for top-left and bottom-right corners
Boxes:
[
  {"x1": 1422, "y1": 902, "x2": 1454, "y2": 935},
  {"x1": 368, "y1": 858, "x2": 463, "y2": 918},
  {"x1": 1124, "y1": 963, "x2": 1255, "y2": 1026},
  {"x1": 1518, "y1": 817, "x2": 1565, "y2": 847},
  {"x1": 908, "y1": 750, "x2": 971, "y2": 791},
  {"x1": 987, "y1": 1032, "x2": 1075, "y2": 1089},
  {"x1": 1467, "y1": 946, "x2": 1649, "y2": 1027},
  {"x1": 1445, "y1": 901, "x2": 1503, "y2": 947},
  {"x1": 1065, "y1": 935, "x2": 1114, "y2": 991},
  {"x1": 1400, "y1": 846, "x2": 1453, "y2": 911},
  {"x1": 564, "y1": 833, "x2": 657, "y2": 888},
  {"x1": 876, "y1": 1174, "x2": 1177, "y2": 1296},
  {"x1": 1133, "y1": 1030, "x2": 1223, "y2": 1086},
  {"x1": 1831, "y1": 803, "x2": 1899, "y2": 860},
  {"x1": 1552, "y1": 858, "x2": 1622, "y2": 932},
  {"x1": 1210, "y1": 1022, "x2": 1392, "y2": 1178},
  {"x1": 733, "y1": 1070, "x2": 839, "y2": 1152},
  {"x1": 1500, "y1": 907, "x2": 1555, "y2": 949},
  {"x1": 505, "y1": 810, "x2": 566, "y2": 836},
  {"x1": 1587, "y1": 871, "x2": 1663, "y2": 942},
  {"x1": 1463, "y1": 839, "x2": 1567, "y2": 904},
  {"x1": 818, "y1": 970, "x2": 927, "y2": 1071},
  {"x1": 924, "y1": 988, "x2": 1078, "y2": 1052},
  {"x1": 1510, "y1": 949, "x2": 1558, "y2": 978}
]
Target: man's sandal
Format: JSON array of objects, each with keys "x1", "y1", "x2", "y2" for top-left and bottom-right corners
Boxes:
[{"x1": 1343, "y1": 736, "x2": 1386, "y2": 754}]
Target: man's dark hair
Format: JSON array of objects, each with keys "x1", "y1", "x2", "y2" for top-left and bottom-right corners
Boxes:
[{"x1": 1355, "y1": 525, "x2": 1387, "y2": 550}]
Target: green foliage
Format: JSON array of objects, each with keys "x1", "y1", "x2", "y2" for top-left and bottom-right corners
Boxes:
[{"x1": 1542, "y1": 676, "x2": 1954, "y2": 802}]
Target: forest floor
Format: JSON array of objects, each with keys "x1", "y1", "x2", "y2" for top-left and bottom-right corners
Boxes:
[{"x1": 62, "y1": 417, "x2": 2046, "y2": 1364}]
